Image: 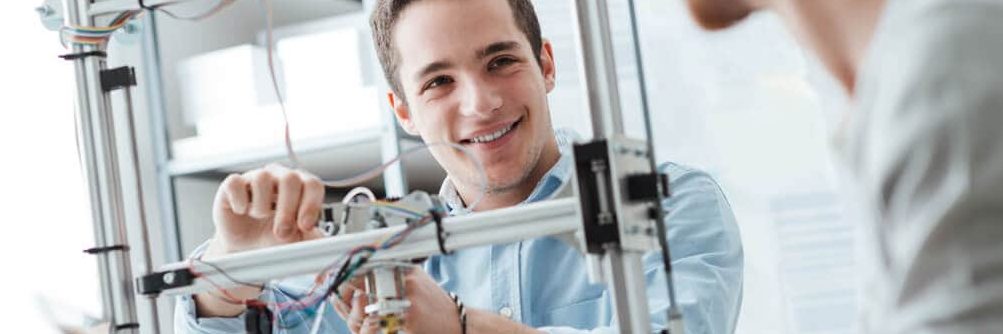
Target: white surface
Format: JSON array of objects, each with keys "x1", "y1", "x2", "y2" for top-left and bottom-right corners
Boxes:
[{"x1": 0, "y1": 3, "x2": 104, "y2": 333}]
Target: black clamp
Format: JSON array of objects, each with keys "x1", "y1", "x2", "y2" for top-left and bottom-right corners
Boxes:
[
  {"x1": 58, "y1": 51, "x2": 107, "y2": 61},
  {"x1": 245, "y1": 303, "x2": 274, "y2": 334},
  {"x1": 625, "y1": 172, "x2": 670, "y2": 202},
  {"x1": 430, "y1": 209, "x2": 450, "y2": 255},
  {"x1": 83, "y1": 244, "x2": 128, "y2": 255},
  {"x1": 100, "y1": 66, "x2": 137, "y2": 92},
  {"x1": 136, "y1": 268, "x2": 196, "y2": 296}
]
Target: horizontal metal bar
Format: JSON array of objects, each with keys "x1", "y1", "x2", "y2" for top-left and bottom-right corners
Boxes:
[{"x1": 152, "y1": 197, "x2": 580, "y2": 296}]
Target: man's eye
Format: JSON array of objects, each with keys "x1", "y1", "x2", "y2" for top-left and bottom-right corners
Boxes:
[
  {"x1": 488, "y1": 57, "x2": 517, "y2": 71},
  {"x1": 423, "y1": 76, "x2": 453, "y2": 91}
]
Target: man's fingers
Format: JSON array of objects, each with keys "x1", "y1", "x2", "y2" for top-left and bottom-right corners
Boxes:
[
  {"x1": 247, "y1": 170, "x2": 276, "y2": 220},
  {"x1": 220, "y1": 174, "x2": 249, "y2": 215},
  {"x1": 334, "y1": 297, "x2": 349, "y2": 319},
  {"x1": 273, "y1": 171, "x2": 303, "y2": 240},
  {"x1": 359, "y1": 316, "x2": 380, "y2": 334},
  {"x1": 297, "y1": 175, "x2": 325, "y2": 232}
]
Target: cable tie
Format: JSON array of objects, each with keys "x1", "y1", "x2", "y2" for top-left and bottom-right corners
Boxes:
[
  {"x1": 113, "y1": 323, "x2": 140, "y2": 331},
  {"x1": 83, "y1": 244, "x2": 128, "y2": 254},
  {"x1": 430, "y1": 209, "x2": 449, "y2": 255},
  {"x1": 58, "y1": 51, "x2": 107, "y2": 61}
]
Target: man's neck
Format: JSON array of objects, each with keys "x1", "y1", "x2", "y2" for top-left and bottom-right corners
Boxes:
[{"x1": 456, "y1": 138, "x2": 562, "y2": 212}]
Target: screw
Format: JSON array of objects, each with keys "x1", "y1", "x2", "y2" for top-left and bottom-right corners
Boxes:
[
  {"x1": 35, "y1": 5, "x2": 52, "y2": 17},
  {"x1": 122, "y1": 22, "x2": 139, "y2": 34},
  {"x1": 163, "y1": 272, "x2": 176, "y2": 285}
]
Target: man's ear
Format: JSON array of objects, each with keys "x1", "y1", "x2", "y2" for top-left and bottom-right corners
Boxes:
[
  {"x1": 388, "y1": 91, "x2": 419, "y2": 135},
  {"x1": 540, "y1": 39, "x2": 557, "y2": 93}
]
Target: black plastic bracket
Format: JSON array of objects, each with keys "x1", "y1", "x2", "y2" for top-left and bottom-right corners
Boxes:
[
  {"x1": 100, "y1": 66, "x2": 137, "y2": 92},
  {"x1": 136, "y1": 268, "x2": 196, "y2": 296},
  {"x1": 625, "y1": 172, "x2": 670, "y2": 202},
  {"x1": 572, "y1": 140, "x2": 621, "y2": 254}
]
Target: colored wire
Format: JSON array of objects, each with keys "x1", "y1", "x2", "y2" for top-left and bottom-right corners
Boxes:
[
  {"x1": 259, "y1": 0, "x2": 302, "y2": 168},
  {"x1": 320, "y1": 142, "x2": 489, "y2": 212},
  {"x1": 156, "y1": 0, "x2": 237, "y2": 21}
]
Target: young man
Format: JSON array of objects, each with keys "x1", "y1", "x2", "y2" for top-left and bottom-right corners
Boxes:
[
  {"x1": 175, "y1": 0, "x2": 743, "y2": 333},
  {"x1": 685, "y1": 0, "x2": 1003, "y2": 333}
]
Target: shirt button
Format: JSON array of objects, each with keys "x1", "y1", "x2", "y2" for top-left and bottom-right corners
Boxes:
[{"x1": 499, "y1": 306, "x2": 513, "y2": 319}]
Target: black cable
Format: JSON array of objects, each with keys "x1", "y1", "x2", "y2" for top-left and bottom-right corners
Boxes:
[{"x1": 137, "y1": 0, "x2": 152, "y2": 11}]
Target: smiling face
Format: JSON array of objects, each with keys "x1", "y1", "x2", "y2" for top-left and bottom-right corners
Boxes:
[{"x1": 388, "y1": 0, "x2": 560, "y2": 209}]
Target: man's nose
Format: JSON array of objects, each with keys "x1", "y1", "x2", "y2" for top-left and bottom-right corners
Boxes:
[{"x1": 458, "y1": 76, "x2": 503, "y2": 118}]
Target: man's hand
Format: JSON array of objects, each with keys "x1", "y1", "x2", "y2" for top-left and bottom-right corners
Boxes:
[
  {"x1": 335, "y1": 269, "x2": 460, "y2": 334},
  {"x1": 195, "y1": 164, "x2": 325, "y2": 317},
  {"x1": 209, "y1": 164, "x2": 325, "y2": 255},
  {"x1": 335, "y1": 268, "x2": 541, "y2": 334}
]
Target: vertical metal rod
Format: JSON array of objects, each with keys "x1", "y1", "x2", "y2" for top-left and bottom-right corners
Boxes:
[
  {"x1": 140, "y1": 11, "x2": 183, "y2": 262},
  {"x1": 603, "y1": 247, "x2": 653, "y2": 333},
  {"x1": 65, "y1": 0, "x2": 139, "y2": 331},
  {"x1": 121, "y1": 87, "x2": 162, "y2": 334},
  {"x1": 624, "y1": 0, "x2": 684, "y2": 331},
  {"x1": 571, "y1": 0, "x2": 624, "y2": 140},
  {"x1": 571, "y1": 0, "x2": 655, "y2": 332}
]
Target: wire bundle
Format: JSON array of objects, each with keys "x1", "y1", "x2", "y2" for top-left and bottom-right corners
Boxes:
[
  {"x1": 60, "y1": 10, "x2": 143, "y2": 45},
  {"x1": 187, "y1": 200, "x2": 441, "y2": 330},
  {"x1": 59, "y1": 1, "x2": 237, "y2": 46}
]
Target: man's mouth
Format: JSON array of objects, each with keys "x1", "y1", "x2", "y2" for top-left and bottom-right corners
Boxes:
[{"x1": 460, "y1": 117, "x2": 522, "y2": 145}]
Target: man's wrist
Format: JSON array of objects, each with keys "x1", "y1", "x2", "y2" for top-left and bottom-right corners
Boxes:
[{"x1": 448, "y1": 292, "x2": 468, "y2": 334}]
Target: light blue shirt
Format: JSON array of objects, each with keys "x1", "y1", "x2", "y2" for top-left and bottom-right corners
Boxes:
[{"x1": 176, "y1": 131, "x2": 743, "y2": 333}]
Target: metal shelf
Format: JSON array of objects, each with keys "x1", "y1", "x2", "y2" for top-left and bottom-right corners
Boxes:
[
  {"x1": 166, "y1": 129, "x2": 444, "y2": 190},
  {"x1": 167, "y1": 128, "x2": 382, "y2": 176}
]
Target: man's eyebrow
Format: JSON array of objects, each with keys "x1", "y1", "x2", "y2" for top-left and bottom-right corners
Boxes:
[
  {"x1": 476, "y1": 41, "x2": 521, "y2": 60},
  {"x1": 414, "y1": 60, "x2": 454, "y2": 82}
]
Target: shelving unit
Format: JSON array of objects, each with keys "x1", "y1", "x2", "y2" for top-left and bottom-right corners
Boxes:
[{"x1": 96, "y1": 3, "x2": 447, "y2": 332}]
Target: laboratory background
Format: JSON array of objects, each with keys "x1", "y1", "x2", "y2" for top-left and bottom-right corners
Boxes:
[{"x1": 0, "y1": 0, "x2": 856, "y2": 333}]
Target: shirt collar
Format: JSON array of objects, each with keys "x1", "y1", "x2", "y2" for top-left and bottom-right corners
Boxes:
[{"x1": 438, "y1": 128, "x2": 579, "y2": 215}]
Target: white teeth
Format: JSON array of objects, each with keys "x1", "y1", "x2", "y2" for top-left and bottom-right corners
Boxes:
[{"x1": 470, "y1": 123, "x2": 514, "y2": 144}]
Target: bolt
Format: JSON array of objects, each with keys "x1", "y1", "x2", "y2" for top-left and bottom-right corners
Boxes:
[{"x1": 35, "y1": 5, "x2": 52, "y2": 17}]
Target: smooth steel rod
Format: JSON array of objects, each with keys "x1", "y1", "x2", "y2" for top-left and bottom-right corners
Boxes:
[
  {"x1": 571, "y1": 0, "x2": 625, "y2": 140},
  {"x1": 66, "y1": 0, "x2": 140, "y2": 331}
]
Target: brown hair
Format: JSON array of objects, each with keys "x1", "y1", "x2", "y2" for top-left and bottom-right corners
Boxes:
[{"x1": 370, "y1": 0, "x2": 543, "y2": 104}]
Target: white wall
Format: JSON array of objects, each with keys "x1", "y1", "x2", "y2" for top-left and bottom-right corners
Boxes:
[{"x1": 0, "y1": 3, "x2": 104, "y2": 333}]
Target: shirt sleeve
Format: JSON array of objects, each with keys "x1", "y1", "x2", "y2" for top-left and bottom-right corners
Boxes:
[
  {"x1": 539, "y1": 163, "x2": 744, "y2": 334},
  {"x1": 848, "y1": 2, "x2": 1003, "y2": 332},
  {"x1": 172, "y1": 242, "x2": 351, "y2": 333},
  {"x1": 172, "y1": 241, "x2": 248, "y2": 333}
]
